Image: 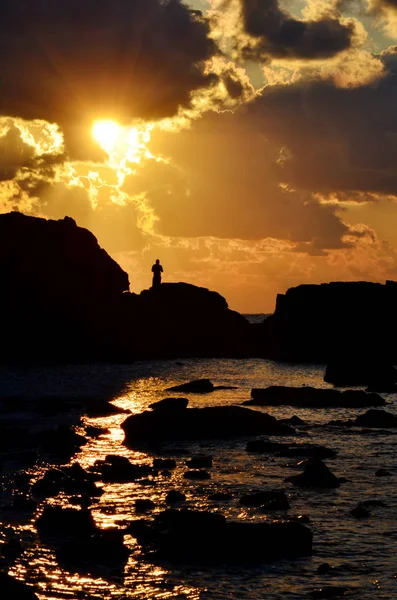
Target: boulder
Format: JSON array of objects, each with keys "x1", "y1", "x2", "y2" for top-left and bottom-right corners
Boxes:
[
  {"x1": 153, "y1": 458, "x2": 177, "y2": 469},
  {"x1": 245, "y1": 386, "x2": 385, "y2": 408},
  {"x1": 165, "y1": 490, "x2": 186, "y2": 504},
  {"x1": 186, "y1": 455, "x2": 213, "y2": 469},
  {"x1": 122, "y1": 406, "x2": 294, "y2": 446},
  {"x1": 0, "y1": 573, "x2": 39, "y2": 599},
  {"x1": 135, "y1": 499, "x2": 156, "y2": 512},
  {"x1": 166, "y1": 379, "x2": 215, "y2": 394},
  {"x1": 131, "y1": 508, "x2": 312, "y2": 564},
  {"x1": 94, "y1": 455, "x2": 153, "y2": 483},
  {"x1": 353, "y1": 409, "x2": 397, "y2": 428},
  {"x1": 285, "y1": 459, "x2": 340, "y2": 489},
  {"x1": 149, "y1": 398, "x2": 189, "y2": 412},
  {"x1": 36, "y1": 506, "x2": 97, "y2": 538}
]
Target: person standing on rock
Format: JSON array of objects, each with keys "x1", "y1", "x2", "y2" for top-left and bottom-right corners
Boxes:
[{"x1": 151, "y1": 259, "x2": 163, "y2": 288}]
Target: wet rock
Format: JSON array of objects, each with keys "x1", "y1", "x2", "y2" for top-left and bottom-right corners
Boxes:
[
  {"x1": 32, "y1": 465, "x2": 103, "y2": 499},
  {"x1": 324, "y1": 360, "x2": 397, "y2": 387},
  {"x1": 166, "y1": 379, "x2": 215, "y2": 394},
  {"x1": 186, "y1": 455, "x2": 213, "y2": 469},
  {"x1": 122, "y1": 406, "x2": 294, "y2": 446},
  {"x1": 0, "y1": 536, "x2": 24, "y2": 559},
  {"x1": 36, "y1": 506, "x2": 97, "y2": 538},
  {"x1": 208, "y1": 492, "x2": 233, "y2": 501},
  {"x1": 132, "y1": 508, "x2": 313, "y2": 564},
  {"x1": 309, "y1": 585, "x2": 349, "y2": 598},
  {"x1": 56, "y1": 529, "x2": 129, "y2": 575},
  {"x1": 353, "y1": 410, "x2": 397, "y2": 428},
  {"x1": 35, "y1": 426, "x2": 87, "y2": 458},
  {"x1": 153, "y1": 458, "x2": 177, "y2": 469},
  {"x1": 160, "y1": 470, "x2": 172, "y2": 478},
  {"x1": 96, "y1": 455, "x2": 153, "y2": 483},
  {"x1": 239, "y1": 490, "x2": 290, "y2": 510},
  {"x1": 317, "y1": 563, "x2": 332, "y2": 574},
  {"x1": 149, "y1": 398, "x2": 189, "y2": 412},
  {"x1": 351, "y1": 504, "x2": 370, "y2": 518},
  {"x1": 285, "y1": 459, "x2": 340, "y2": 489},
  {"x1": 135, "y1": 499, "x2": 155, "y2": 512},
  {"x1": 85, "y1": 426, "x2": 110, "y2": 438},
  {"x1": 0, "y1": 573, "x2": 39, "y2": 599},
  {"x1": 83, "y1": 399, "x2": 127, "y2": 418},
  {"x1": 245, "y1": 386, "x2": 385, "y2": 408},
  {"x1": 165, "y1": 490, "x2": 186, "y2": 504},
  {"x1": 375, "y1": 468, "x2": 391, "y2": 477},
  {"x1": 183, "y1": 470, "x2": 211, "y2": 480}
]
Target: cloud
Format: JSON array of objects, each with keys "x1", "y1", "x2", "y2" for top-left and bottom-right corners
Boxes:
[{"x1": 0, "y1": 0, "x2": 219, "y2": 127}]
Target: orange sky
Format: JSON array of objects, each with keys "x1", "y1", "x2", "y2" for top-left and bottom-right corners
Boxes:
[{"x1": 1, "y1": 0, "x2": 397, "y2": 312}]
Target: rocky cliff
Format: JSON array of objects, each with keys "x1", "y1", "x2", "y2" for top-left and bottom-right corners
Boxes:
[
  {"x1": 0, "y1": 212, "x2": 251, "y2": 363},
  {"x1": 258, "y1": 281, "x2": 396, "y2": 362}
]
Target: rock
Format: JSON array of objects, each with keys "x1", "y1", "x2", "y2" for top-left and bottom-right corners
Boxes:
[
  {"x1": 0, "y1": 536, "x2": 24, "y2": 559},
  {"x1": 285, "y1": 459, "x2": 340, "y2": 489},
  {"x1": 375, "y1": 469, "x2": 391, "y2": 477},
  {"x1": 96, "y1": 455, "x2": 153, "y2": 483},
  {"x1": 153, "y1": 458, "x2": 177, "y2": 469},
  {"x1": 239, "y1": 490, "x2": 290, "y2": 510},
  {"x1": 149, "y1": 398, "x2": 189, "y2": 412},
  {"x1": 0, "y1": 573, "x2": 39, "y2": 599},
  {"x1": 183, "y1": 470, "x2": 211, "y2": 480},
  {"x1": 353, "y1": 410, "x2": 397, "y2": 428},
  {"x1": 186, "y1": 455, "x2": 213, "y2": 469},
  {"x1": 83, "y1": 399, "x2": 127, "y2": 418},
  {"x1": 245, "y1": 386, "x2": 385, "y2": 408},
  {"x1": 280, "y1": 415, "x2": 307, "y2": 426},
  {"x1": 56, "y1": 529, "x2": 129, "y2": 574},
  {"x1": 324, "y1": 360, "x2": 397, "y2": 387},
  {"x1": 122, "y1": 405, "x2": 294, "y2": 446},
  {"x1": 166, "y1": 379, "x2": 215, "y2": 394},
  {"x1": 32, "y1": 465, "x2": 103, "y2": 499},
  {"x1": 165, "y1": 490, "x2": 186, "y2": 504},
  {"x1": 131, "y1": 509, "x2": 312, "y2": 564},
  {"x1": 85, "y1": 426, "x2": 109, "y2": 438},
  {"x1": 34, "y1": 426, "x2": 87, "y2": 458},
  {"x1": 351, "y1": 504, "x2": 370, "y2": 518},
  {"x1": 245, "y1": 439, "x2": 336, "y2": 459},
  {"x1": 317, "y1": 563, "x2": 332, "y2": 574},
  {"x1": 36, "y1": 506, "x2": 97, "y2": 538},
  {"x1": 135, "y1": 499, "x2": 156, "y2": 512}
]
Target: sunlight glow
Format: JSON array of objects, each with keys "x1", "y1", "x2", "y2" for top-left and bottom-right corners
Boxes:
[{"x1": 92, "y1": 120, "x2": 121, "y2": 153}]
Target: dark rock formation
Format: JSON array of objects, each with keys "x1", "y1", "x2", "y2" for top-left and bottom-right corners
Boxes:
[
  {"x1": 36, "y1": 507, "x2": 97, "y2": 538},
  {"x1": 257, "y1": 281, "x2": 397, "y2": 362},
  {"x1": 153, "y1": 458, "x2": 177, "y2": 469},
  {"x1": 121, "y1": 405, "x2": 294, "y2": 446},
  {"x1": 93, "y1": 455, "x2": 154, "y2": 483},
  {"x1": 149, "y1": 398, "x2": 189, "y2": 412},
  {"x1": 324, "y1": 361, "x2": 397, "y2": 388},
  {"x1": 165, "y1": 490, "x2": 186, "y2": 504},
  {"x1": 131, "y1": 508, "x2": 312, "y2": 564},
  {"x1": 0, "y1": 573, "x2": 39, "y2": 600},
  {"x1": 186, "y1": 455, "x2": 213, "y2": 469},
  {"x1": 353, "y1": 410, "x2": 397, "y2": 428},
  {"x1": 166, "y1": 379, "x2": 215, "y2": 394},
  {"x1": 245, "y1": 386, "x2": 385, "y2": 408},
  {"x1": 285, "y1": 459, "x2": 340, "y2": 489}
]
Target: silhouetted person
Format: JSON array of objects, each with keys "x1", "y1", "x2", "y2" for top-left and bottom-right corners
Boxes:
[{"x1": 151, "y1": 259, "x2": 163, "y2": 288}]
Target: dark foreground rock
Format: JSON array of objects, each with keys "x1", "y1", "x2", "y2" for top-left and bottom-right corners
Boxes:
[
  {"x1": 0, "y1": 573, "x2": 39, "y2": 599},
  {"x1": 131, "y1": 509, "x2": 312, "y2": 564},
  {"x1": 285, "y1": 459, "x2": 340, "y2": 489},
  {"x1": 245, "y1": 386, "x2": 385, "y2": 408},
  {"x1": 121, "y1": 406, "x2": 294, "y2": 446},
  {"x1": 353, "y1": 410, "x2": 397, "y2": 428}
]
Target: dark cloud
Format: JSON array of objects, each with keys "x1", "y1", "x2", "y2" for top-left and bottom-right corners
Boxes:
[
  {"x1": 140, "y1": 112, "x2": 355, "y2": 249},
  {"x1": 0, "y1": 0, "x2": 218, "y2": 126},
  {"x1": 240, "y1": 50, "x2": 397, "y2": 196},
  {"x1": 239, "y1": 0, "x2": 355, "y2": 60}
]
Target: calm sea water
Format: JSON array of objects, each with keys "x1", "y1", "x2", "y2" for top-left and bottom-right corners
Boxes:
[{"x1": 1, "y1": 322, "x2": 397, "y2": 599}]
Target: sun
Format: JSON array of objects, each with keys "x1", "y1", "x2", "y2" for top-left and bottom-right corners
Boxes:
[{"x1": 92, "y1": 120, "x2": 121, "y2": 152}]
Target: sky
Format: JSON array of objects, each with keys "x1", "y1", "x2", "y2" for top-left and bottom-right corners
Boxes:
[{"x1": 1, "y1": 0, "x2": 397, "y2": 312}]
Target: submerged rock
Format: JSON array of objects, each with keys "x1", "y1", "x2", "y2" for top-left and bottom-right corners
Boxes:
[
  {"x1": 122, "y1": 405, "x2": 294, "y2": 446},
  {"x1": 353, "y1": 410, "x2": 397, "y2": 428},
  {"x1": 131, "y1": 508, "x2": 312, "y2": 564},
  {"x1": 285, "y1": 459, "x2": 340, "y2": 489},
  {"x1": 239, "y1": 490, "x2": 290, "y2": 510},
  {"x1": 245, "y1": 386, "x2": 385, "y2": 408},
  {"x1": 166, "y1": 379, "x2": 215, "y2": 394}
]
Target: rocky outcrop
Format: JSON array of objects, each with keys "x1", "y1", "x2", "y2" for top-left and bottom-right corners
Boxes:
[
  {"x1": 285, "y1": 459, "x2": 340, "y2": 489},
  {"x1": 121, "y1": 405, "x2": 294, "y2": 446},
  {"x1": 353, "y1": 409, "x2": 397, "y2": 428},
  {"x1": 129, "y1": 508, "x2": 312, "y2": 564},
  {"x1": 257, "y1": 281, "x2": 397, "y2": 362},
  {"x1": 244, "y1": 386, "x2": 386, "y2": 408},
  {"x1": 0, "y1": 212, "x2": 252, "y2": 363},
  {"x1": 324, "y1": 361, "x2": 397, "y2": 388}
]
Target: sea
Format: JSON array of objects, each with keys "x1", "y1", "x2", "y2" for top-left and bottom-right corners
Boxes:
[{"x1": 0, "y1": 314, "x2": 396, "y2": 600}]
